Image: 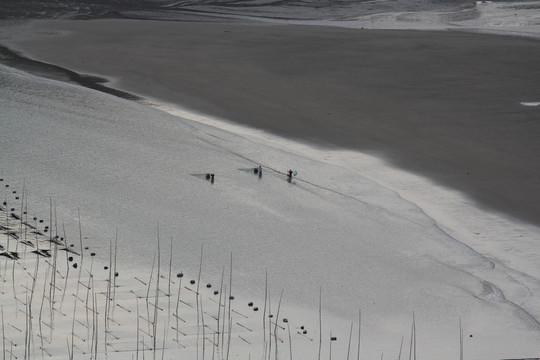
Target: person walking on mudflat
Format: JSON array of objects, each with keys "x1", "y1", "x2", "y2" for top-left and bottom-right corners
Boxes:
[{"x1": 287, "y1": 169, "x2": 293, "y2": 183}]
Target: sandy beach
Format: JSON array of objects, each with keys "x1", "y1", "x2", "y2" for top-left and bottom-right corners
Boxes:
[{"x1": 3, "y1": 19, "x2": 540, "y2": 226}]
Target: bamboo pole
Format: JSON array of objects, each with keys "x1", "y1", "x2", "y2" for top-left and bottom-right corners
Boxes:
[
  {"x1": 196, "y1": 243, "x2": 204, "y2": 360},
  {"x1": 397, "y1": 336, "x2": 404, "y2": 360},
  {"x1": 318, "y1": 288, "x2": 322, "y2": 360},
  {"x1": 226, "y1": 253, "x2": 233, "y2": 360},
  {"x1": 347, "y1": 321, "x2": 353, "y2": 360},
  {"x1": 273, "y1": 289, "x2": 284, "y2": 360},
  {"x1": 153, "y1": 225, "x2": 161, "y2": 359}
]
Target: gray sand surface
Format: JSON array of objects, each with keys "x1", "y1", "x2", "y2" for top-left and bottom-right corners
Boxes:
[{"x1": 6, "y1": 20, "x2": 540, "y2": 225}]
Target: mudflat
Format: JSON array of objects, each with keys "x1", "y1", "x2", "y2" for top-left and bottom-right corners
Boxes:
[{"x1": 6, "y1": 19, "x2": 540, "y2": 225}]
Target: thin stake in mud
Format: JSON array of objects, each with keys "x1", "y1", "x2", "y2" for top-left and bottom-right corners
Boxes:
[
  {"x1": 89, "y1": 275, "x2": 95, "y2": 359},
  {"x1": 273, "y1": 289, "x2": 284, "y2": 360},
  {"x1": 136, "y1": 295, "x2": 140, "y2": 360},
  {"x1": 175, "y1": 271, "x2": 183, "y2": 345},
  {"x1": 163, "y1": 237, "x2": 173, "y2": 359},
  {"x1": 78, "y1": 209, "x2": 83, "y2": 267},
  {"x1": 70, "y1": 256, "x2": 83, "y2": 359},
  {"x1": 226, "y1": 253, "x2": 233, "y2": 360},
  {"x1": 201, "y1": 286, "x2": 207, "y2": 360},
  {"x1": 216, "y1": 266, "x2": 225, "y2": 354},
  {"x1": 38, "y1": 264, "x2": 49, "y2": 357},
  {"x1": 60, "y1": 224, "x2": 70, "y2": 310},
  {"x1": 262, "y1": 270, "x2": 268, "y2": 360},
  {"x1": 146, "y1": 252, "x2": 156, "y2": 335},
  {"x1": 49, "y1": 200, "x2": 60, "y2": 319},
  {"x1": 397, "y1": 336, "x2": 404, "y2": 360},
  {"x1": 24, "y1": 290, "x2": 30, "y2": 360},
  {"x1": 318, "y1": 288, "x2": 322, "y2": 360},
  {"x1": 408, "y1": 312, "x2": 416, "y2": 360},
  {"x1": 459, "y1": 318, "x2": 463, "y2": 360},
  {"x1": 92, "y1": 283, "x2": 99, "y2": 360},
  {"x1": 112, "y1": 231, "x2": 118, "y2": 316},
  {"x1": 196, "y1": 243, "x2": 204, "y2": 360},
  {"x1": 267, "y1": 294, "x2": 273, "y2": 360},
  {"x1": 346, "y1": 321, "x2": 353, "y2": 360},
  {"x1": 27, "y1": 251, "x2": 41, "y2": 358},
  {"x1": 72, "y1": 209, "x2": 84, "y2": 356},
  {"x1": 152, "y1": 225, "x2": 161, "y2": 359},
  {"x1": 357, "y1": 309, "x2": 361, "y2": 360},
  {"x1": 18, "y1": 182, "x2": 25, "y2": 256},
  {"x1": 49, "y1": 227, "x2": 59, "y2": 324},
  {"x1": 104, "y1": 236, "x2": 113, "y2": 355},
  {"x1": 85, "y1": 251, "x2": 96, "y2": 343}
]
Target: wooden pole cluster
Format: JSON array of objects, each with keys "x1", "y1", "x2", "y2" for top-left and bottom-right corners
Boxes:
[{"x1": 1, "y1": 178, "x2": 464, "y2": 360}]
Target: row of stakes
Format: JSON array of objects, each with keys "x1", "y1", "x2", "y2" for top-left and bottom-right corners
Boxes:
[{"x1": 1, "y1": 177, "x2": 342, "y2": 360}]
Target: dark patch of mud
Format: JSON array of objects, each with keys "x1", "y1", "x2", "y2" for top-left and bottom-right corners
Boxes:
[{"x1": 0, "y1": 44, "x2": 141, "y2": 101}]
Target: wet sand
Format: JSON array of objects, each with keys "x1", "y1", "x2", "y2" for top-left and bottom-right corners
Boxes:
[{"x1": 4, "y1": 19, "x2": 540, "y2": 226}]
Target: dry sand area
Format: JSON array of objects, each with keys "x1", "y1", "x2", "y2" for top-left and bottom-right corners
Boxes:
[{"x1": 4, "y1": 19, "x2": 540, "y2": 226}]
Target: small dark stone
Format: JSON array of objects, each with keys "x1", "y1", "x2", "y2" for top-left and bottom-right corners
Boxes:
[
  {"x1": 177, "y1": 272, "x2": 183, "y2": 278},
  {"x1": 190, "y1": 280, "x2": 196, "y2": 285},
  {"x1": 253, "y1": 307, "x2": 259, "y2": 311},
  {"x1": 248, "y1": 302, "x2": 253, "y2": 307},
  {"x1": 214, "y1": 290, "x2": 219, "y2": 295},
  {"x1": 68, "y1": 256, "x2": 73, "y2": 262},
  {"x1": 73, "y1": 263, "x2": 78, "y2": 269},
  {"x1": 206, "y1": 283, "x2": 211, "y2": 288},
  {"x1": 114, "y1": 272, "x2": 119, "y2": 277}
]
